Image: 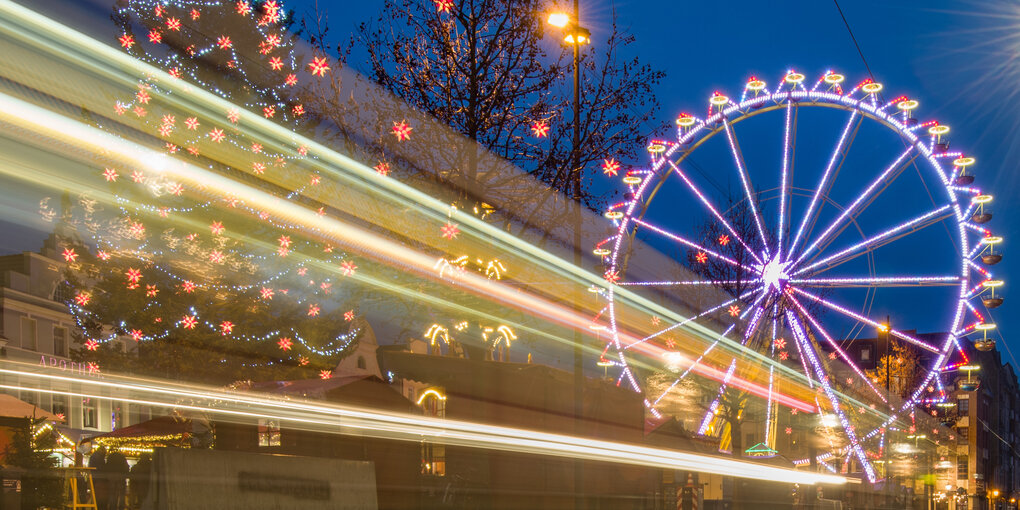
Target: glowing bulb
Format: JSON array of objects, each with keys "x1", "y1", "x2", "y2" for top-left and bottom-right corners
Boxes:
[{"x1": 547, "y1": 12, "x2": 569, "y2": 28}]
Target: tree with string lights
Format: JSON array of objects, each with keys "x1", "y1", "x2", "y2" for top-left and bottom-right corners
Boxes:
[{"x1": 49, "y1": 0, "x2": 360, "y2": 383}]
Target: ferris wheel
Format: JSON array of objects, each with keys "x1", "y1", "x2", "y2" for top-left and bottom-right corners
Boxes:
[{"x1": 594, "y1": 70, "x2": 1003, "y2": 480}]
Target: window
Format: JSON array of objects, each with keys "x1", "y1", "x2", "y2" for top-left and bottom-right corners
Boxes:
[
  {"x1": 958, "y1": 427, "x2": 968, "y2": 441},
  {"x1": 20, "y1": 317, "x2": 37, "y2": 350},
  {"x1": 419, "y1": 389, "x2": 446, "y2": 476},
  {"x1": 958, "y1": 397, "x2": 969, "y2": 414},
  {"x1": 82, "y1": 398, "x2": 97, "y2": 429},
  {"x1": 51, "y1": 395, "x2": 68, "y2": 421},
  {"x1": 958, "y1": 455, "x2": 968, "y2": 478},
  {"x1": 112, "y1": 404, "x2": 124, "y2": 430},
  {"x1": 258, "y1": 419, "x2": 281, "y2": 447},
  {"x1": 53, "y1": 326, "x2": 67, "y2": 357},
  {"x1": 357, "y1": 356, "x2": 366, "y2": 370},
  {"x1": 860, "y1": 346, "x2": 871, "y2": 362}
]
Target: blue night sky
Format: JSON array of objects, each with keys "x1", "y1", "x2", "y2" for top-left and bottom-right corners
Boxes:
[
  {"x1": 5, "y1": 0, "x2": 1017, "y2": 367},
  {"x1": 308, "y1": 0, "x2": 1019, "y2": 364}
]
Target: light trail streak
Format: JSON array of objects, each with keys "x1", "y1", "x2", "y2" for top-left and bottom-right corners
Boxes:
[{"x1": 0, "y1": 364, "x2": 845, "y2": 485}]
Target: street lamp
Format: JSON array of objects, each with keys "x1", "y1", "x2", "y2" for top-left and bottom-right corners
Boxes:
[{"x1": 546, "y1": 5, "x2": 589, "y2": 509}]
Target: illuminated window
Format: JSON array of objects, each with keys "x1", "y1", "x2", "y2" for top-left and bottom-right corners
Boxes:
[
  {"x1": 958, "y1": 397, "x2": 969, "y2": 414},
  {"x1": 860, "y1": 346, "x2": 871, "y2": 362},
  {"x1": 258, "y1": 419, "x2": 281, "y2": 447},
  {"x1": 51, "y1": 395, "x2": 68, "y2": 420},
  {"x1": 418, "y1": 388, "x2": 446, "y2": 476},
  {"x1": 82, "y1": 398, "x2": 97, "y2": 429},
  {"x1": 957, "y1": 455, "x2": 968, "y2": 478}
]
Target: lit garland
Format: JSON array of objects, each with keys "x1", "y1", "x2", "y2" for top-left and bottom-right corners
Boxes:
[{"x1": 46, "y1": 0, "x2": 361, "y2": 376}]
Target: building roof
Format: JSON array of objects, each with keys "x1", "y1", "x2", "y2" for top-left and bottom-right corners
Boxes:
[{"x1": 0, "y1": 393, "x2": 63, "y2": 422}]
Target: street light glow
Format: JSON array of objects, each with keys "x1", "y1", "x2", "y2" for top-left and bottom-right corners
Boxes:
[{"x1": 547, "y1": 12, "x2": 569, "y2": 27}]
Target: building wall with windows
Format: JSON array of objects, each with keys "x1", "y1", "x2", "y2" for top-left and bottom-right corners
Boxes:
[{"x1": 0, "y1": 242, "x2": 146, "y2": 438}]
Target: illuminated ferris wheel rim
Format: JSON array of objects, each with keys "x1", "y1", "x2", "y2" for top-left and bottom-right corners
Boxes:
[
  {"x1": 596, "y1": 72, "x2": 999, "y2": 477},
  {"x1": 608, "y1": 86, "x2": 973, "y2": 372}
]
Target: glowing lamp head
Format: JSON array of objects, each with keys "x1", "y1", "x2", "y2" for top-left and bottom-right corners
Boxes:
[
  {"x1": 974, "y1": 323, "x2": 996, "y2": 331},
  {"x1": 547, "y1": 12, "x2": 569, "y2": 28},
  {"x1": 973, "y1": 194, "x2": 993, "y2": 204},
  {"x1": 564, "y1": 27, "x2": 590, "y2": 45}
]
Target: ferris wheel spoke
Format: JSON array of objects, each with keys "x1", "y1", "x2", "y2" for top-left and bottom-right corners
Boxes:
[
  {"x1": 792, "y1": 147, "x2": 918, "y2": 267},
  {"x1": 789, "y1": 275, "x2": 961, "y2": 288},
  {"x1": 784, "y1": 309, "x2": 877, "y2": 482},
  {"x1": 631, "y1": 218, "x2": 753, "y2": 270},
  {"x1": 667, "y1": 160, "x2": 763, "y2": 266},
  {"x1": 786, "y1": 295, "x2": 888, "y2": 403},
  {"x1": 794, "y1": 205, "x2": 953, "y2": 276},
  {"x1": 790, "y1": 287, "x2": 941, "y2": 354},
  {"x1": 617, "y1": 280, "x2": 755, "y2": 287},
  {"x1": 723, "y1": 120, "x2": 770, "y2": 252},
  {"x1": 788, "y1": 111, "x2": 862, "y2": 259},
  {"x1": 777, "y1": 102, "x2": 795, "y2": 257},
  {"x1": 624, "y1": 288, "x2": 758, "y2": 351}
]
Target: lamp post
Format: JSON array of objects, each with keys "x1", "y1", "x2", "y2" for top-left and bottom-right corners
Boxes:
[{"x1": 547, "y1": 6, "x2": 589, "y2": 509}]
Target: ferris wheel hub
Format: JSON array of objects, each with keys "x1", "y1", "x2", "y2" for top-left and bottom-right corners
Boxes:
[{"x1": 759, "y1": 254, "x2": 791, "y2": 292}]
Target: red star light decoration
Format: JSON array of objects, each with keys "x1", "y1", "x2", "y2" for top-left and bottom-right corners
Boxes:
[
  {"x1": 441, "y1": 223, "x2": 460, "y2": 240},
  {"x1": 292, "y1": 104, "x2": 305, "y2": 116},
  {"x1": 62, "y1": 248, "x2": 78, "y2": 263},
  {"x1": 85, "y1": 339, "x2": 99, "y2": 351},
  {"x1": 284, "y1": 74, "x2": 298, "y2": 86},
  {"x1": 391, "y1": 120, "x2": 412, "y2": 141},
  {"x1": 74, "y1": 292, "x2": 91, "y2": 306},
  {"x1": 181, "y1": 280, "x2": 196, "y2": 293},
  {"x1": 235, "y1": 0, "x2": 251, "y2": 15},
  {"x1": 181, "y1": 315, "x2": 197, "y2": 329},
  {"x1": 145, "y1": 285, "x2": 158, "y2": 297},
  {"x1": 299, "y1": 356, "x2": 309, "y2": 366},
  {"x1": 184, "y1": 117, "x2": 199, "y2": 130},
  {"x1": 227, "y1": 109, "x2": 240, "y2": 123},
  {"x1": 97, "y1": 251, "x2": 110, "y2": 261},
  {"x1": 260, "y1": 287, "x2": 274, "y2": 300},
  {"x1": 119, "y1": 33, "x2": 135, "y2": 48},
  {"x1": 773, "y1": 338, "x2": 786, "y2": 349},
  {"x1": 604, "y1": 269, "x2": 620, "y2": 284},
  {"x1": 374, "y1": 162, "x2": 391, "y2": 176},
  {"x1": 531, "y1": 120, "x2": 549, "y2": 138},
  {"x1": 131, "y1": 171, "x2": 145, "y2": 183},
  {"x1": 103, "y1": 168, "x2": 119, "y2": 182},
  {"x1": 344, "y1": 310, "x2": 355, "y2": 322},
  {"x1": 779, "y1": 351, "x2": 789, "y2": 360},
  {"x1": 717, "y1": 234, "x2": 730, "y2": 246},
  {"x1": 308, "y1": 56, "x2": 330, "y2": 77},
  {"x1": 602, "y1": 158, "x2": 620, "y2": 177},
  {"x1": 727, "y1": 305, "x2": 740, "y2": 317},
  {"x1": 340, "y1": 261, "x2": 357, "y2": 276},
  {"x1": 125, "y1": 268, "x2": 142, "y2": 284},
  {"x1": 148, "y1": 29, "x2": 162, "y2": 44},
  {"x1": 209, "y1": 250, "x2": 225, "y2": 264},
  {"x1": 210, "y1": 221, "x2": 224, "y2": 235},
  {"x1": 829, "y1": 351, "x2": 838, "y2": 360},
  {"x1": 130, "y1": 329, "x2": 144, "y2": 342},
  {"x1": 434, "y1": 0, "x2": 454, "y2": 12},
  {"x1": 319, "y1": 370, "x2": 332, "y2": 380},
  {"x1": 307, "y1": 304, "x2": 320, "y2": 317},
  {"x1": 277, "y1": 337, "x2": 292, "y2": 351},
  {"x1": 217, "y1": 35, "x2": 232, "y2": 49},
  {"x1": 219, "y1": 321, "x2": 234, "y2": 335},
  {"x1": 166, "y1": 17, "x2": 181, "y2": 31},
  {"x1": 209, "y1": 128, "x2": 225, "y2": 142},
  {"x1": 695, "y1": 252, "x2": 708, "y2": 264}
]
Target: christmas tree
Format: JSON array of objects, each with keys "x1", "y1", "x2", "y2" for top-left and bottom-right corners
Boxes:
[{"x1": 49, "y1": 0, "x2": 356, "y2": 383}]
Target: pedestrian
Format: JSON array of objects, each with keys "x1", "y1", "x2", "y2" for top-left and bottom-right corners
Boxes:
[
  {"x1": 88, "y1": 445, "x2": 108, "y2": 510},
  {"x1": 105, "y1": 449, "x2": 129, "y2": 510},
  {"x1": 128, "y1": 453, "x2": 152, "y2": 509}
]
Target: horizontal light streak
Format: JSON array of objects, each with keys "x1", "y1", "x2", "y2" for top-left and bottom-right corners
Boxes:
[
  {"x1": 788, "y1": 276, "x2": 960, "y2": 287},
  {"x1": 0, "y1": 364, "x2": 844, "y2": 485}
]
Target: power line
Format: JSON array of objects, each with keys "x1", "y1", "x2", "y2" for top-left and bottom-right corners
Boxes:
[{"x1": 833, "y1": 0, "x2": 875, "y2": 83}]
